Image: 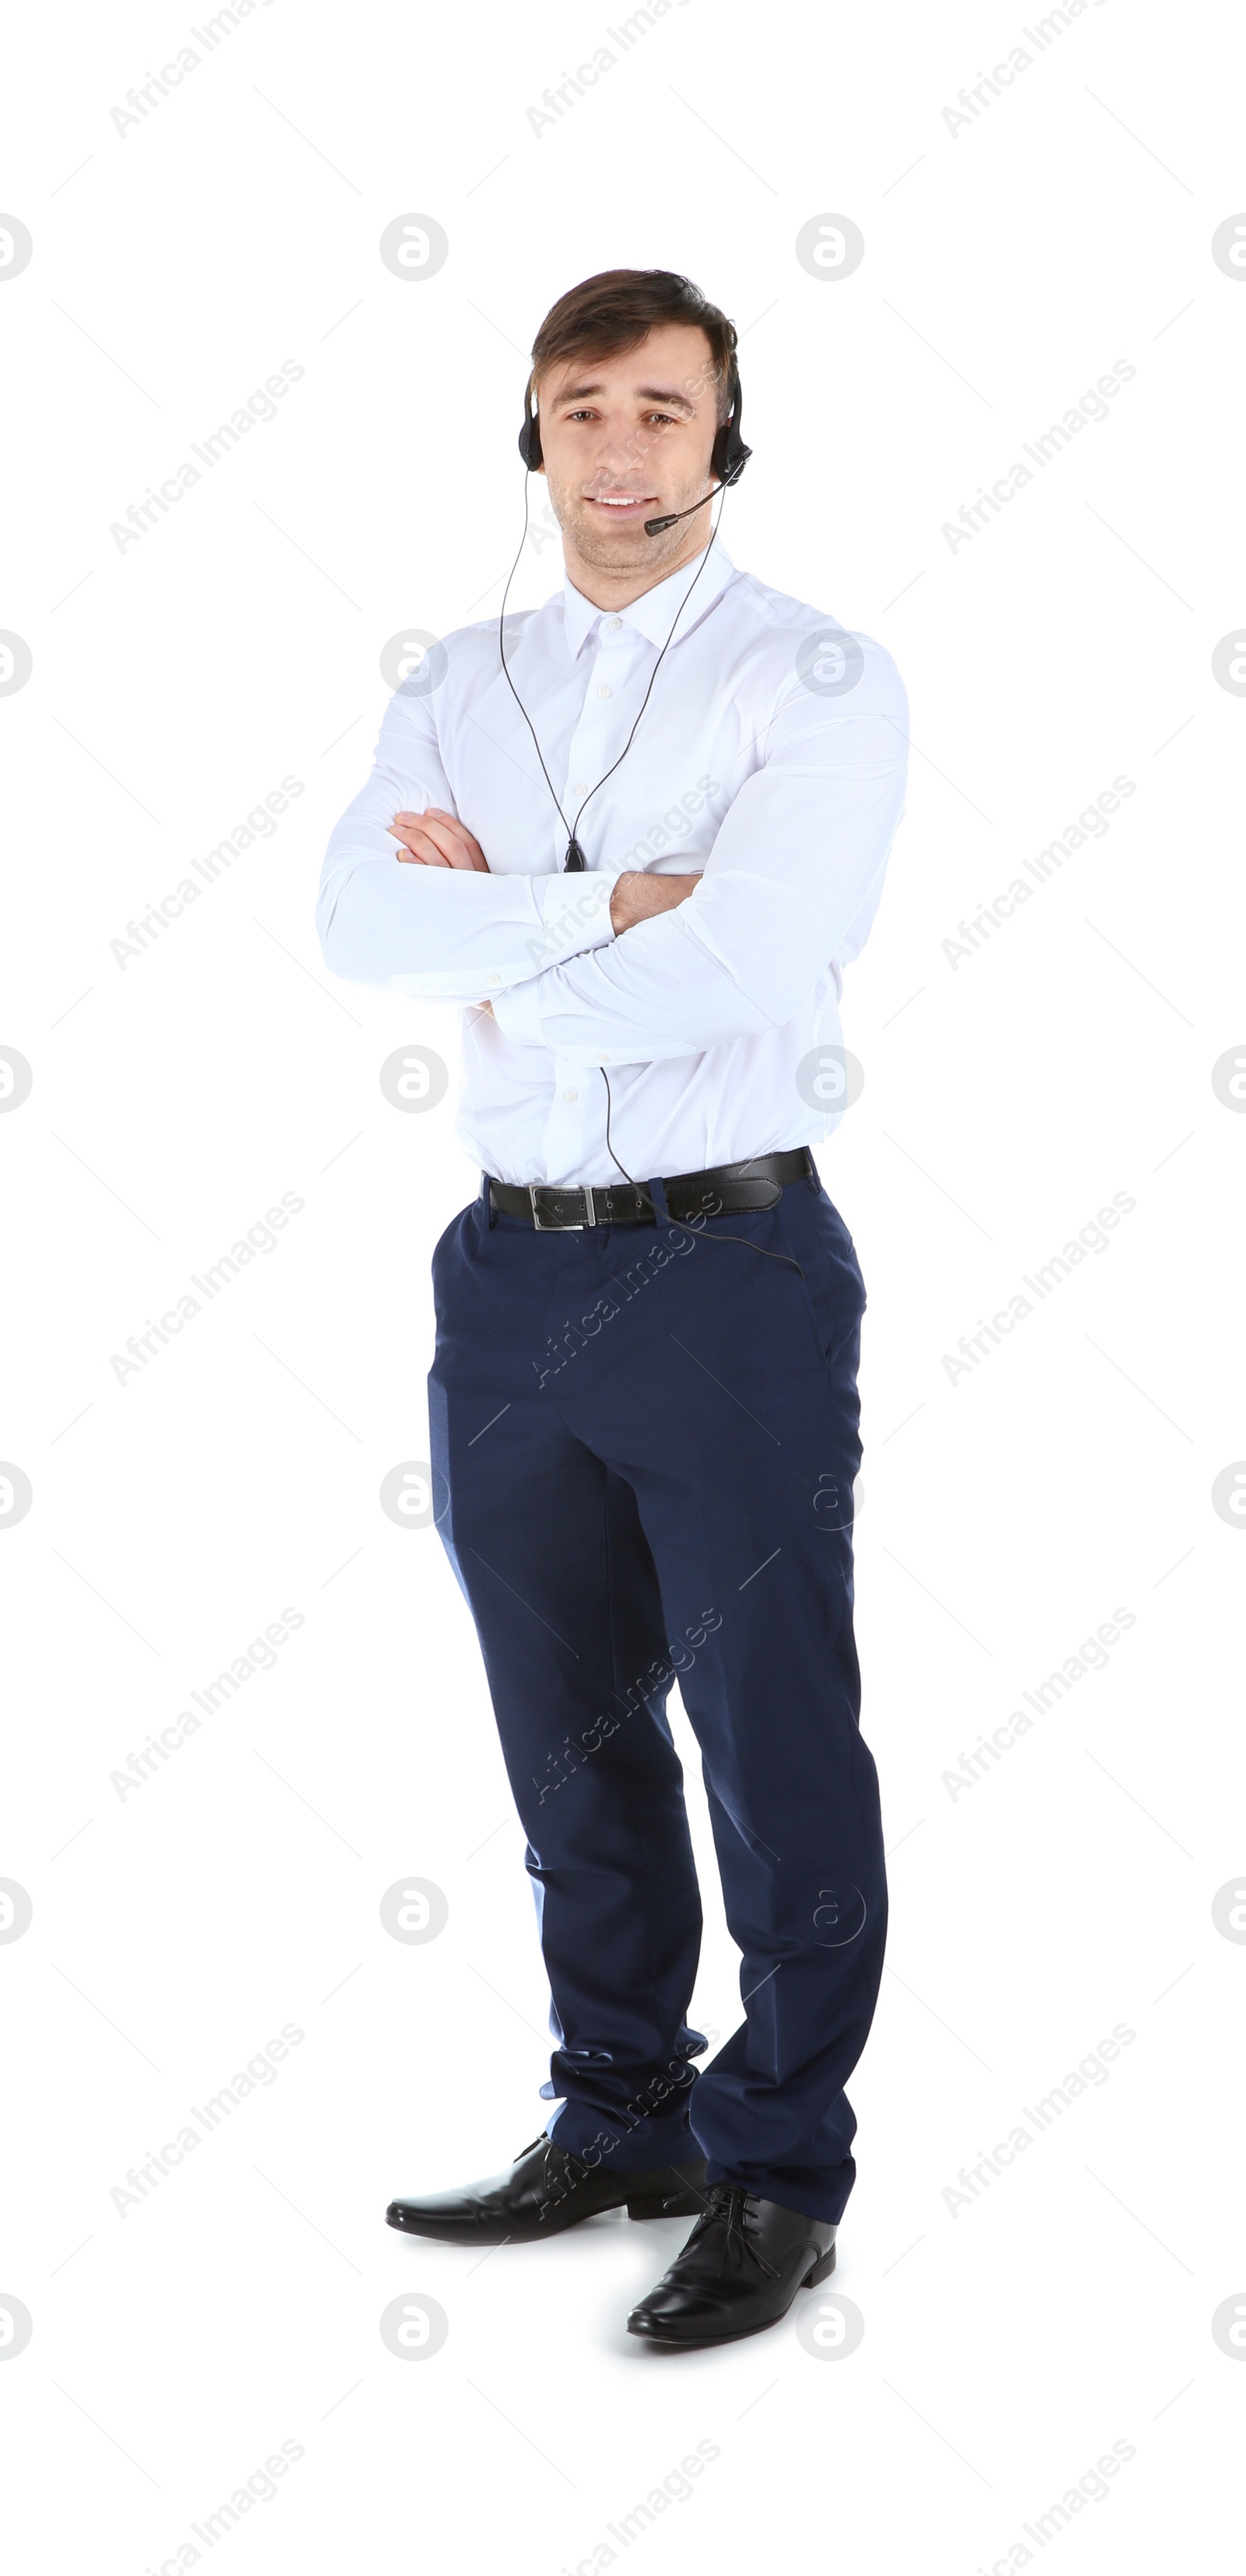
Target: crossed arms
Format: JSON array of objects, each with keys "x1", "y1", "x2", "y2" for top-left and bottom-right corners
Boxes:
[
  {"x1": 315, "y1": 656, "x2": 909, "y2": 1067},
  {"x1": 387, "y1": 804, "x2": 701, "y2": 960}
]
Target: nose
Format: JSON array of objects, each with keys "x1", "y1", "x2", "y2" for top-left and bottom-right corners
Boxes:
[{"x1": 591, "y1": 418, "x2": 654, "y2": 481}]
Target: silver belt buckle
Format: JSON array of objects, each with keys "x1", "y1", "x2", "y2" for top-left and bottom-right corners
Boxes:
[{"x1": 530, "y1": 1184, "x2": 596, "y2": 1230}]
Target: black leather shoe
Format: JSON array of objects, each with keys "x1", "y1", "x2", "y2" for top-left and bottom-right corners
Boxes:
[
  {"x1": 627, "y1": 2183, "x2": 836, "y2": 2346},
  {"x1": 386, "y1": 2133, "x2": 708, "y2": 2247}
]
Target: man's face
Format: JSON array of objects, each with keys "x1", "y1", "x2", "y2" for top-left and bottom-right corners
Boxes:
[{"x1": 533, "y1": 322, "x2": 723, "y2": 577}]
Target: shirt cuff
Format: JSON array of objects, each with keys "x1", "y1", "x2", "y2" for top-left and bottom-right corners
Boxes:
[
  {"x1": 538, "y1": 868, "x2": 616, "y2": 965},
  {"x1": 491, "y1": 872, "x2": 615, "y2": 1045},
  {"x1": 491, "y1": 975, "x2": 547, "y2": 1046}
]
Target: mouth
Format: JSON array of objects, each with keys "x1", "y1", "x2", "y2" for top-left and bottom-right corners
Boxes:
[{"x1": 583, "y1": 493, "x2": 657, "y2": 523}]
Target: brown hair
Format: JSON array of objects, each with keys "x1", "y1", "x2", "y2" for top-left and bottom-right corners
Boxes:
[{"x1": 530, "y1": 269, "x2": 737, "y2": 421}]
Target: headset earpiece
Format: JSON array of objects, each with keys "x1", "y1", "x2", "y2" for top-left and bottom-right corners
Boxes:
[
  {"x1": 518, "y1": 381, "x2": 543, "y2": 471},
  {"x1": 709, "y1": 361, "x2": 751, "y2": 489}
]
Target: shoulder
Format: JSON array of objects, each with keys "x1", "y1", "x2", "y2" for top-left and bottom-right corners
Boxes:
[
  {"x1": 721, "y1": 566, "x2": 906, "y2": 724},
  {"x1": 440, "y1": 602, "x2": 546, "y2": 670},
  {"x1": 380, "y1": 599, "x2": 556, "y2": 728}
]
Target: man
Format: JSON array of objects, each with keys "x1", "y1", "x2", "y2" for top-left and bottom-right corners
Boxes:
[{"x1": 316, "y1": 269, "x2": 908, "y2": 2347}]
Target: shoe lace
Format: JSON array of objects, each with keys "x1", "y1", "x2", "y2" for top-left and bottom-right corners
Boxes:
[
  {"x1": 686, "y1": 2183, "x2": 780, "y2": 2282},
  {"x1": 510, "y1": 2130, "x2": 593, "y2": 2228}
]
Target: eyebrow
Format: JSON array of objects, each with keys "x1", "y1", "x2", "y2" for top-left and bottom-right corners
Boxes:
[{"x1": 552, "y1": 382, "x2": 696, "y2": 414}]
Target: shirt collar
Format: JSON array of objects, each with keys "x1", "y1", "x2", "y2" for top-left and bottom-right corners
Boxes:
[{"x1": 560, "y1": 538, "x2": 736, "y2": 659}]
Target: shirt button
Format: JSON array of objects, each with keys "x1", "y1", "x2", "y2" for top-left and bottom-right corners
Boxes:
[
  {"x1": 487, "y1": 974, "x2": 500, "y2": 986},
  {"x1": 563, "y1": 1089, "x2": 578, "y2": 1103},
  {"x1": 597, "y1": 684, "x2": 611, "y2": 699},
  {"x1": 607, "y1": 617, "x2": 621, "y2": 631},
  {"x1": 571, "y1": 783, "x2": 588, "y2": 796}
]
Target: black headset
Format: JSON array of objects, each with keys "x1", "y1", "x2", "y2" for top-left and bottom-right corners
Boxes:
[{"x1": 518, "y1": 358, "x2": 751, "y2": 502}]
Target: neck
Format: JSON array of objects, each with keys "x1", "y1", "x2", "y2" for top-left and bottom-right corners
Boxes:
[{"x1": 561, "y1": 520, "x2": 714, "y2": 611}]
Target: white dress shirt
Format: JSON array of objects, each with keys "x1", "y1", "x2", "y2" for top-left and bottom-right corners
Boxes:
[{"x1": 317, "y1": 540, "x2": 908, "y2": 1187}]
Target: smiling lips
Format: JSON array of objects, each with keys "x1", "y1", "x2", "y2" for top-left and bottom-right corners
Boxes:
[{"x1": 585, "y1": 492, "x2": 656, "y2": 518}]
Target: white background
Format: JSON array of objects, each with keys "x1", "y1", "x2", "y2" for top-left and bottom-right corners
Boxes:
[{"x1": 2, "y1": 0, "x2": 1244, "y2": 2567}]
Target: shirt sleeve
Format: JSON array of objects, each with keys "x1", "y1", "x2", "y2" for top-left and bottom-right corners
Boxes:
[
  {"x1": 490, "y1": 640, "x2": 909, "y2": 1063},
  {"x1": 315, "y1": 687, "x2": 616, "y2": 999}
]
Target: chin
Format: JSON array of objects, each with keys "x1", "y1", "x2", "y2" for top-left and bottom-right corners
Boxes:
[
  {"x1": 570, "y1": 511, "x2": 674, "y2": 569},
  {"x1": 575, "y1": 530, "x2": 651, "y2": 566}
]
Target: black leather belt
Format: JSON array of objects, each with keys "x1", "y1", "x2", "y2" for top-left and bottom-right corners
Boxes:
[{"x1": 487, "y1": 1147, "x2": 815, "y2": 1231}]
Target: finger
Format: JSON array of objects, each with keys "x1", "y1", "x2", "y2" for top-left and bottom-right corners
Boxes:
[
  {"x1": 408, "y1": 815, "x2": 462, "y2": 863},
  {"x1": 416, "y1": 814, "x2": 487, "y2": 872},
  {"x1": 392, "y1": 809, "x2": 487, "y2": 870},
  {"x1": 390, "y1": 826, "x2": 451, "y2": 865},
  {"x1": 389, "y1": 817, "x2": 444, "y2": 853},
  {"x1": 414, "y1": 812, "x2": 470, "y2": 856}
]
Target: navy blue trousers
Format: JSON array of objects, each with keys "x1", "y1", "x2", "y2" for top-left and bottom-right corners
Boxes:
[{"x1": 427, "y1": 1169, "x2": 887, "y2": 2225}]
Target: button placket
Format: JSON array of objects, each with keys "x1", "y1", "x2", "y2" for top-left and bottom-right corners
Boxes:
[
  {"x1": 561, "y1": 629, "x2": 645, "y2": 845},
  {"x1": 540, "y1": 1056, "x2": 592, "y2": 1185}
]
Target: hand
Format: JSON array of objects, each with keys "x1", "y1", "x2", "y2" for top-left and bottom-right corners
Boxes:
[
  {"x1": 610, "y1": 869, "x2": 703, "y2": 934},
  {"x1": 389, "y1": 808, "x2": 489, "y2": 871}
]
